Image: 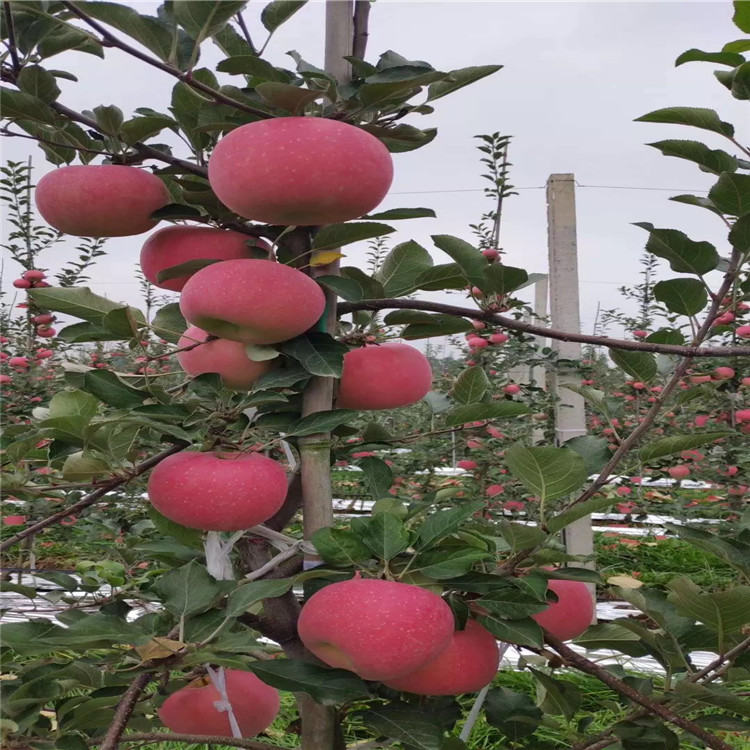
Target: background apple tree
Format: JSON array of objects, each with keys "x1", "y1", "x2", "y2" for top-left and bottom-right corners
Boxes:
[{"x1": 1, "y1": 2, "x2": 750, "y2": 750}]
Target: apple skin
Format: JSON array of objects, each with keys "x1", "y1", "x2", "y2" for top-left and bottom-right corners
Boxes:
[
  {"x1": 35, "y1": 165, "x2": 169, "y2": 237},
  {"x1": 297, "y1": 576, "x2": 455, "y2": 681},
  {"x1": 383, "y1": 619, "x2": 499, "y2": 695},
  {"x1": 667, "y1": 465, "x2": 690, "y2": 480},
  {"x1": 147, "y1": 451, "x2": 287, "y2": 531},
  {"x1": 208, "y1": 117, "x2": 393, "y2": 225},
  {"x1": 180, "y1": 259, "x2": 326, "y2": 345},
  {"x1": 336, "y1": 343, "x2": 433, "y2": 411},
  {"x1": 531, "y1": 578, "x2": 595, "y2": 642},
  {"x1": 158, "y1": 670, "x2": 280, "y2": 738},
  {"x1": 177, "y1": 326, "x2": 274, "y2": 390},
  {"x1": 140, "y1": 226, "x2": 270, "y2": 292}
]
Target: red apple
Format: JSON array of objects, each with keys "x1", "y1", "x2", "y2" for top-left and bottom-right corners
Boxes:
[
  {"x1": 481, "y1": 248, "x2": 500, "y2": 260},
  {"x1": 383, "y1": 620, "x2": 499, "y2": 695},
  {"x1": 485, "y1": 484, "x2": 504, "y2": 497},
  {"x1": 531, "y1": 578, "x2": 594, "y2": 641},
  {"x1": 504, "y1": 384, "x2": 521, "y2": 395},
  {"x1": 159, "y1": 670, "x2": 279, "y2": 738},
  {"x1": 737, "y1": 325, "x2": 750, "y2": 339},
  {"x1": 457, "y1": 459, "x2": 479, "y2": 471},
  {"x1": 12, "y1": 278, "x2": 31, "y2": 289},
  {"x1": 177, "y1": 326, "x2": 274, "y2": 390},
  {"x1": 714, "y1": 366, "x2": 735, "y2": 380},
  {"x1": 31, "y1": 314, "x2": 55, "y2": 325},
  {"x1": 736, "y1": 409, "x2": 750, "y2": 423},
  {"x1": 297, "y1": 575, "x2": 455, "y2": 681},
  {"x1": 36, "y1": 327, "x2": 56, "y2": 339},
  {"x1": 35, "y1": 165, "x2": 169, "y2": 237},
  {"x1": 632, "y1": 330, "x2": 648, "y2": 338},
  {"x1": 140, "y1": 225, "x2": 270, "y2": 292},
  {"x1": 468, "y1": 337, "x2": 488, "y2": 349},
  {"x1": 147, "y1": 451, "x2": 287, "y2": 531},
  {"x1": 23, "y1": 270, "x2": 46, "y2": 281},
  {"x1": 489, "y1": 333, "x2": 508, "y2": 345},
  {"x1": 180, "y1": 259, "x2": 326, "y2": 345},
  {"x1": 667, "y1": 465, "x2": 690, "y2": 480},
  {"x1": 2, "y1": 515, "x2": 26, "y2": 526},
  {"x1": 9, "y1": 357, "x2": 29, "y2": 369},
  {"x1": 208, "y1": 117, "x2": 393, "y2": 225},
  {"x1": 0, "y1": 374, "x2": 12, "y2": 384},
  {"x1": 335, "y1": 343, "x2": 432, "y2": 411}
]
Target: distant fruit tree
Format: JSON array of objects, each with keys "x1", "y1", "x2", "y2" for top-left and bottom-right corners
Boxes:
[{"x1": 1, "y1": 2, "x2": 749, "y2": 750}]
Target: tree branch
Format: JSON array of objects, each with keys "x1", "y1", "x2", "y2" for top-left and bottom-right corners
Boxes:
[
  {"x1": 3, "y1": 1, "x2": 21, "y2": 73},
  {"x1": 88, "y1": 733, "x2": 291, "y2": 749},
  {"x1": 545, "y1": 633, "x2": 733, "y2": 750},
  {"x1": 352, "y1": 1, "x2": 371, "y2": 60},
  {"x1": 98, "y1": 671, "x2": 155, "y2": 750},
  {"x1": 235, "y1": 12, "x2": 257, "y2": 55},
  {"x1": 61, "y1": 2, "x2": 272, "y2": 120},
  {"x1": 0, "y1": 442, "x2": 187, "y2": 552},
  {"x1": 338, "y1": 298, "x2": 750, "y2": 358}
]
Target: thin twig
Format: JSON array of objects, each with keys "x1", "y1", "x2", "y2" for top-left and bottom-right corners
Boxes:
[
  {"x1": 235, "y1": 12, "x2": 257, "y2": 55},
  {"x1": 61, "y1": 2, "x2": 271, "y2": 119},
  {"x1": 88, "y1": 734, "x2": 293, "y2": 750},
  {"x1": 0, "y1": 443, "x2": 187, "y2": 552},
  {"x1": 545, "y1": 633, "x2": 733, "y2": 750},
  {"x1": 3, "y1": 1, "x2": 21, "y2": 73},
  {"x1": 338, "y1": 299, "x2": 750, "y2": 358},
  {"x1": 99, "y1": 672, "x2": 155, "y2": 750}
]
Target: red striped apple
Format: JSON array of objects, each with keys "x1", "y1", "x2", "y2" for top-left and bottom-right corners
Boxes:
[
  {"x1": 159, "y1": 670, "x2": 279, "y2": 738},
  {"x1": 140, "y1": 226, "x2": 270, "y2": 292},
  {"x1": 180, "y1": 259, "x2": 326, "y2": 345},
  {"x1": 383, "y1": 619, "x2": 499, "y2": 695},
  {"x1": 208, "y1": 117, "x2": 393, "y2": 226},
  {"x1": 336, "y1": 343, "x2": 432, "y2": 410},
  {"x1": 35, "y1": 165, "x2": 169, "y2": 237},
  {"x1": 147, "y1": 451, "x2": 287, "y2": 531},
  {"x1": 297, "y1": 575, "x2": 455, "y2": 681},
  {"x1": 176, "y1": 326, "x2": 274, "y2": 390}
]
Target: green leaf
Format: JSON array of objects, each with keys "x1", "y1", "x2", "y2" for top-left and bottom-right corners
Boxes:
[
  {"x1": 359, "y1": 513, "x2": 410, "y2": 560},
  {"x1": 675, "y1": 682, "x2": 750, "y2": 719},
  {"x1": 254, "y1": 363, "x2": 310, "y2": 389},
  {"x1": 310, "y1": 275, "x2": 360, "y2": 302},
  {"x1": 82, "y1": 371, "x2": 149, "y2": 409},
  {"x1": 62, "y1": 452, "x2": 110, "y2": 481},
  {"x1": 639, "y1": 432, "x2": 732, "y2": 462},
  {"x1": 151, "y1": 303, "x2": 188, "y2": 344},
  {"x1": 286, "y1": 409, "x2": 358, "y2": 437},
  {"x1": 633, "y1": 222, "x2": 719, "y2": 275},
  {"x1": 667, "y1": 578, "x2": 750, "y2": 634},
  {"x1": 357, "y1": 456, "x2": 393, "y2": 501},
  {"x1": 101, "y1": 306, "x2": 147, "y2": 338},
  {"x1": 374, "y1": 240, "x2": 434, "y2": 297},
  {"x1": 311, "y1": 528, "x2": 371, "y2": 566},
  {"x1": 646, "y1": 140, "x2": 737, "y2": 176},
  {"x1": 216, "y1": 55, "x2": 291, "y2": 81},
  {"x1": 426, "y1": 65, "x2": 503, "y2": 102},
  {"x1": 416, "y1": 502, "x2": 485, "y2": 550},
  {"x1": 358, "y1": 704, "x2": 444, "y2": 750},
  {"x1": 120, "y1": 114, "x2": 175, "y2": 145},
  {"x1": 400, "y1": 316, "x2": 474, "y2": 340},
  {"x1": 153, "y1": 560, "x2": 224, "y2": 620},
  {"x1": 312, "y1": 222, "x2": 395, "y2": 253},
  {"x1": 482, "y1": 264, "x2": 529, "y2": 295},
  {"x1": 530, "y1": 668, "x2": 581, "y2": 720},
  {"x1": 256, "y1": 82, "x2": 323, "y2": 114},
  {"x1": 416, "y1": 547, "x2": 491, "y2": 579},
  {"x1": 708, "y1": 172, "x2": 750, "y2": 217},
  {"x1": 504, "y1": 444, "x2": 588, "y2": 502},
  {"x1": 225, "y1": 579, "x2": 293, "y2": 618},
  {"x1": 431, "y1": 234, "x2": 486, "y2": 287},
  {"x1": 260, "y1": 0, "x2": 308, "y2": 33},
  {"x1": 653, "y1": 278, "x2": 708, "y2": 316},
  {"x1": 484, "y1": 687, "x2": 543, "y2": 741},
  {"x1": 498, "y1": 521, "x2": 547, "y2": 552},
  {"x1": 609, "y1": 348, "x2": 658, "y2": 382},
  {"x1": 16, "y1": 65, "x2": 60, "y2": 103},
  {"x1": 173, "y1": 0, "x2": 246, "y2": 41},
  {"x1": 564, "y1": 435, "x2": 612, "y2": 475},
  {"x1": 675, "y1": 48, "x2": 747, "y2": 67},
  {"x1": 147, "y1": 507, "x2": 203, "y2": 549},
  {"x1": 416, "y1": 263, "x2": 467, "y2": 292},
  {"x1": 281, "y1": 333, "x2": 348, "y2": 377},
  {"x1": 340, "y1": 266, "x2": 385, "y2": 299},
  {"x1": 478, "y1": 614, "x2": 544, "y2": 648},
  {"x1": 729, "y1": 213, "x2": 750, "y2": 254},
  {"x1": 670, "y1": 193, "x2": 726, "y2": 217},
  {"x1": 48, "y1": 390, "x2": 99, "y2": 421},
  {"x1": 27, "y1": 286, "x2": 121, "y2": 322},
  {"x1": 546, "y1": 495, "x2": 617, "y2": 534},
  {"x1": 635, "y1": 107, "x2": 734, "y2": 138},
  {"x1": 442, "y1": 402, "x2": 530, "y2": 427},
  {"x1": 734, "y1": 1, "x2": 750, "y2": 32},
  {"x1": 730, "y1": 60, "x2": 750, "y2": 100},
  {"x1": 250, "y1": 659, "x2": 369, "y2": 705},
  {"x1": 451, "y1": 367, "x2": 489, "y2": 405},
  {"x1": 0, "y1": 87, "x2": 57, "y2": 124},
  {"x1": 42, "y1": 612, "x2": 149, "y2": 649},
  {"x1": 666, "y1": 524, "x2": 750, "y2": 575},
  {"x1": 364, "y1": 207, "x2": 436, "y2": 220}
]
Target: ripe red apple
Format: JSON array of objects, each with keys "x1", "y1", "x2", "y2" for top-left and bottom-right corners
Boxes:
[
  {"x1": 23, "y1": 270, "x2": 46, "y2": 281},
  {"x1": 531, "y1": 578, "x2": 595, "y2": 641},
  {"x1": 468, "y1": 337, "x2": 488, "y2": 349},
  {"x1": 180, "y1": 259, "x2": 326, "y2": 345},
  {"x1": 632, "y1": 330, "x2": 649, "y2": 338},
  {"x1": 481, "y1": 248, "x2": 500, "y2": 260},
  {"x1": 12, "y1": 278, "x2": 31, "y2": 289},
  {"x1": 457, "y1": 459, "x2": 479, "y2": 471},
  {"x1": 737, "y1": 325, "x2": 750, "y2": 339},
  {"x1": 208, "y1": 117, "x2": 393, "y2": 225},
  {"x1": 736, "y1": 409, "x2": 750, "y2": 423},
  {"x1": 714, "y1": 366, "x2": 735, "y2": 380},
  {"x1": 297, "y1": 575, "x2": 455, "y2": 681},
  {"x1": 667, "y1": 465, "x2": 690, "y2": 480},
  {"x1": 159, "y1": 670, "x2": 279, "y2": 738},
  {"x1": 147, "y1": 451, "x2": 287, "y2": 531},
  {"x1": 2, "y1": 515, "x2": 26, "y2": 526},
  {"x1": 176, "y1": 326, "x2": 274, "y2": 390},
  {"x1": 35, "y1": 165, "x2": 169, "y2": 237},
  {"x1": 140, "y1": 226, "x2": 271, "y2": 292},
  {"x1": 485, "y1": 484, "x2": 504, "y2": 497},
  {"x1": 504, "y1": 384, "x2": 521, "y2": 395},
  {"x1": 714, "y1": 312, "x2": 735, "y2": 326},
  {"x1": 9, "y1": 357, "x2": 29, "y2": 369},
  {"x1": 0, "y1": 374, "x2": 11, "y2": 384},
  {"x1": 489, "y1": 333, "x2": 508, "y2": 345},
  {"x1": 36, "y1": 326, "x2": 56, "y2": 339},
  {"x1": 335, "y1": 343, "x2": 432, "y2": 411},
  {"x1": 383, "y1": 619, "x2": 499, "y2": 695},
  {"x1": 31, "y1": 314, "x2": 55, "y2": 325}
]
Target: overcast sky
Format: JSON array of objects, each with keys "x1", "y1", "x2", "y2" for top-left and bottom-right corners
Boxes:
[{"x1": 2, "y1": 1, "x2": 746, "y2": 344}]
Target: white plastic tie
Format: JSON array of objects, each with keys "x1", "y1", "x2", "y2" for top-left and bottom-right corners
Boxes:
[
  {"x1": 204, "y1": 530, "x2": 245, "y2": 581},
  {"x1": 206, "y1": 665, "x2": 242, "y2": 739}
]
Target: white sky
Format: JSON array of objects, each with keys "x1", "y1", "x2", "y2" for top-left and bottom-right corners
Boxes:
[{"x1": 2, "y1": 1, "x2": 747, "y2": 341}]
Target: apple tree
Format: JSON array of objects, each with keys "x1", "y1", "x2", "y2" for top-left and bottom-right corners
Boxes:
[{"x1": 1, "y1": 2, "x2": 750, "y2": 750}]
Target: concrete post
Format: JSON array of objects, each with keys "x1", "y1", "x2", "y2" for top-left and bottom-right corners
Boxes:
[{"x1": 546, "y1": 175, "x2": 596, "y2": 606}]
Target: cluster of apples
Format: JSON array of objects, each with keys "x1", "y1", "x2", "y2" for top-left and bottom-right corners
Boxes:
[
  {"x1": 297, "y1": 573, "x2": 594, "y2": 696},
  {"x1": 33, "y1": 117, "x2": 433, "y2": 409}
]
